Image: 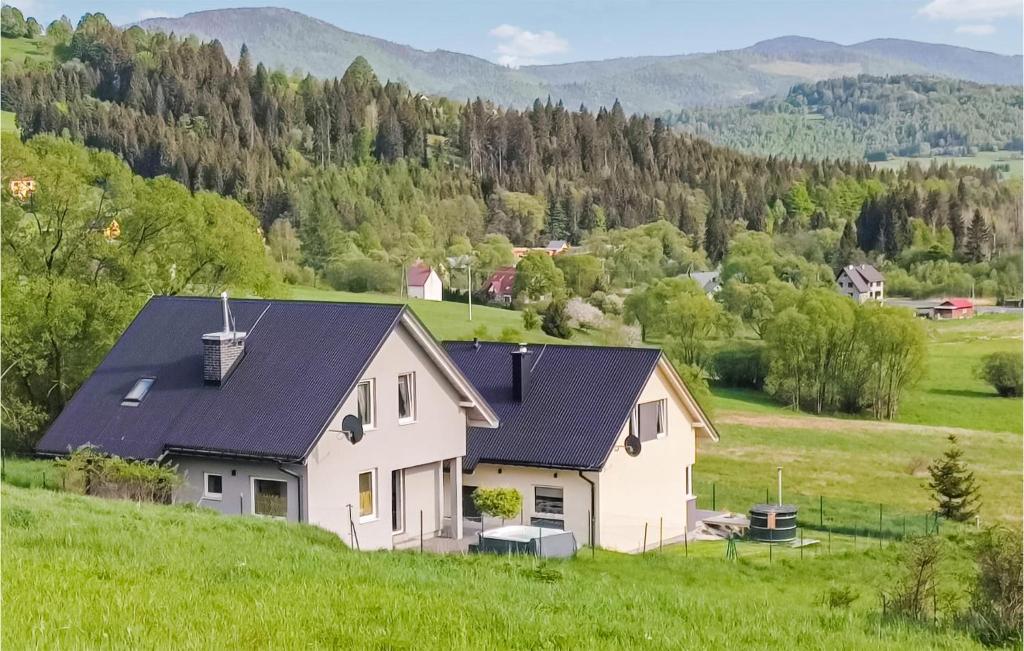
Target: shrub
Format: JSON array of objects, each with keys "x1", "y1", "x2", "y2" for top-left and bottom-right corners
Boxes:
[
  {"x1": 58, "y1": 446, "x2": 181, "y2": 503},
  {"x1": 712, "y1": 341, "x2": 767, "y2": 388},
  {"x1": 977, "y1": 352, "x2": 1022, "y2": 397},
  {"x1": 324, "y1": 257, "x2": 400, "y2": 293},
  {"x1": 961, "y1": 526, "x2": 1023, "y2": 648},
  {"x1": 521, "y1": 308, "x2": 540, "y2": 331},
  {"x1": 927, "y1": 435, "x2": 980, "y2": 522},
  {"x1": 820, "y1": 585, "x2": 859, "y2": 610},
  {"x1": 541, "y1": 299, "x2": 573, "y2": 339},
  {"x1": 472, "y1": 487, "x2": 522, "y2": 520},
  {"x1": 882, "y1": 536, "x2": 943, "y2": 622},
  {"x1": 498, "y1": 327, "x2": 522, "y2": 343}
]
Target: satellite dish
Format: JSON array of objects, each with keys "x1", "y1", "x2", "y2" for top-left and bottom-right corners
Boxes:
[
  {"x1": 341, "y1": 414, "x2": 364, "y2": 444},
  {"x1": 624, "y1": 434, "x2": 642, "y2": 457}
]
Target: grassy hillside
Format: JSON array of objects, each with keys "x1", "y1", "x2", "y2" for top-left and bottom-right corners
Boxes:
[
  {"x1": 0, "y1": 110, "x2": 18, "y2": 134},
  {"x1": 1, "y1": 483, "x2": 984, "y2": 649},
  {"x1": 286, "y1": 285, "x2": 593, "y2": 344},
  {"x1": 139, "y1": 9, "x2": 1022, "y2": 113},
  {"x1": 0, "y1": 35, "x2": 51, "y2": 65}
]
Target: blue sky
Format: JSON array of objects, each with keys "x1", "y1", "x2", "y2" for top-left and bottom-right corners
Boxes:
[{"x1": 19, "y1": 0, "x2": 1024, "y2": 62}]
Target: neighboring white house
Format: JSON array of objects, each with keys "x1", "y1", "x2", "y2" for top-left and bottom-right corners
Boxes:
[
  {"x1": 683, "y1": 269, "x2": 722, "y2": 297},
  {"x1": 36, "y1": 296, "x2": 498, "y2": 552},
  {"x1": 444, "y1": 341, "x2": 719, "y2": 553},
  {"x1": 407, "y1": 262, "x2": 442, "y2": 301},
  {"x1": 837, "y1": 264, "x2": 884, "y2": 303}
]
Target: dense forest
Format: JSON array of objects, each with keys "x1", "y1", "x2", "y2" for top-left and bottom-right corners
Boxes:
[{"x1": 668, "y1": 75, "x2": 1024, "y2": 160}]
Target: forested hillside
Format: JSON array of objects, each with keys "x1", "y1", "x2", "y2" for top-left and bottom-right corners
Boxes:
[
  {"x1": 136, "y1": 9, "x2": 1023, "y2": 113},
  {"x1": 669, "y1": 75, "x2": 1023, "y2": 160}
]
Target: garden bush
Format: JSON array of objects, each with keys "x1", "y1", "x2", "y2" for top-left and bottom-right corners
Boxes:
[
  {"x1": 58, "y1": 446, "x2": 181, "y2": 503},
  {"x1": 712, "y1": 341, "x2": 767, "y2": 388},
  {"x1": 977, "y1": 352, "x2": 1023, "y2": 397}
]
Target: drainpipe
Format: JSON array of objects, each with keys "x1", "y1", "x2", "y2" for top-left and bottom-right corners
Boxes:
[
  {"x1": 278, "y1": 463, "x2": 303, "y2": 523},
  {"x1": 578, "y1": 471, "x2": 596, "y2": 547}
]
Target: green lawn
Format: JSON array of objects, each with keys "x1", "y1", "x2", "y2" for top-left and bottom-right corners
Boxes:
[
  {"x1": 0, "y1": 110, "x2": 18, "y2": 135},
  {"x1": 286, "y1": 285, "x2": 589, "y2": 344},
  {"x1": 1, "y1": 484, "x2": 983, "y2": 649},
  {"x1": 1, "y1": 35, "x2": 51, "y2": 65},
  {"x1": 870, "y1": 150, "x2": 1023, "y2": 179}
]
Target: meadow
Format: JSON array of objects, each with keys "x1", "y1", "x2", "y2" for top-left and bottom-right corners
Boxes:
[
  {"x1": 0, "y1": 35, "x2": 52, "y2": 65},
  {"x1": 1, "y1": 483, "x2": 984, "y2": 649},
  {"x1": 870, "y1": 150, "x2": 1023, "y2": 179}
]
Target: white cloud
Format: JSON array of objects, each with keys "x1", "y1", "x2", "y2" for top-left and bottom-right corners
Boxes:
[
  {"x1": 918, "y1": 0, "x2": 1021, "y2": 21},
  {"x1": 136, "y1": 9, "x2": 172, "y2": 21},
  {"x1": 955, "y1": 23, "x2": 997, "y2": 35},
  {"x1": 488, "y1": 24, "x2": 569, "y2": 67}
]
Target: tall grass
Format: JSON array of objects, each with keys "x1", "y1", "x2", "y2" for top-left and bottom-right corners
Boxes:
[{"x1": 2, "y1": 485, "x2": 983, "y2": 649}]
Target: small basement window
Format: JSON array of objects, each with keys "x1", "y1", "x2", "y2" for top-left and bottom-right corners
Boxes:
[
  {"x1": 204, "y1": 473, "x2": 223, "y2": 500},
  {"x1": 252, "y1": 478, "x2": 288, "y2": 518},
  {"x1": 121, "y1": 378, "x2": 155, "y2": 407},
  {"x1": 530, "y1": 517, "x2": 564, "y2": 529}
]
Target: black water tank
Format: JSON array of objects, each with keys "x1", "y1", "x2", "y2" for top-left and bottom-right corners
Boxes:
[{"x1": 748, "y1": 504, "x2": 798, "y2": 542}]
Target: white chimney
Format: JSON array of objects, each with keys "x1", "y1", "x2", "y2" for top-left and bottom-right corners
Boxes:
[{"x1": 202, "y1": 292, "x2": 246, "y2": 385}]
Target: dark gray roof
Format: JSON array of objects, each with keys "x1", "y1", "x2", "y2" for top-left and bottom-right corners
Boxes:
[
  {"x1": 36, "y1": 297, "x2": 406, "y2": 461},
  {"x1": 443, "y1": 342, "x2": 662, "y2": 471},
  {"x1": 839, "y1": 264, "x2": 883, "y2": 292}
]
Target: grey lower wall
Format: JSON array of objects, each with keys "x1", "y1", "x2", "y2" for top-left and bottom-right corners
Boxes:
[{"x1": 171, "y1": 455, "x2": 304, "y2": 523}]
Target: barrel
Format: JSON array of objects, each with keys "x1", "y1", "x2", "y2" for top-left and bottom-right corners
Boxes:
[{"x1": 748, "y1": 503, "x2": 798, "y2": 542}]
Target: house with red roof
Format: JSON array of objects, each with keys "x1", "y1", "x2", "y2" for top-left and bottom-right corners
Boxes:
[
  {"x1": 932, "y1": 298, "x2": 975, "y2": 319},
  {"x1": 483, "y1": 266, "x2": 516, "y2": 305},
  {"x1": 407, "y1": 262, "x2": 442, "y2": 301}
]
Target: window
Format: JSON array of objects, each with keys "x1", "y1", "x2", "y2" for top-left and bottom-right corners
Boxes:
[
  {"x1": 637, "y1": 400, "x2": 667, "y2": 442},
  {"x1": 391, "y1": 470, "x2": 404, "y2": 533},
  {"x1": 356, "y1": 380, "x2": 375, "y2": 429},
  {"x1": 530, "y1": 517, "x2": 564, "y2": 529},
  {"x1": 121, "y1": 377, "x2": 155, "y2": 407},
  {"x1": 534, "y1": 486, "x2": 564, "y2": 516},
  {"x1": 397, "y1": 373, "x2": 416, "y2": 423},
  {"x1": 204, "y1": 473, "x2": 223, "y2": 500},
  {"x1": 358, "y1": 470, "x2": 377, "y2": 522},
  {"x1": 252, "y1": 478, "x2": 287, "y2": 518}
]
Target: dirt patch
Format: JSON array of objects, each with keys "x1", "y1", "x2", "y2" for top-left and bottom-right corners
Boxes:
[{"x1": 718, "y1": 411, "x2": 1011, "y2": 438}]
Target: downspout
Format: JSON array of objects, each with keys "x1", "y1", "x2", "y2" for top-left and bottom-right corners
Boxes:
[
  {"x1": 578, "y1": 471, "x2": 596, "y2": 548},
  {"x1": 277, "y1": 463, "x2": 304, "y2": 523}
]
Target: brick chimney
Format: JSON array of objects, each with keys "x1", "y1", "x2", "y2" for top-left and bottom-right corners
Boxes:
[
  {"x1": 511, "y1": 343, "x2": 532, "y2": 402},
  {"x1": 202, "y1": 292, "x2": 246, "y2": 385}
]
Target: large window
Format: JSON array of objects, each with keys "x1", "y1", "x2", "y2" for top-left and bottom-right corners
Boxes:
[
  {"x1": 204, "y1": 473, "x2": 223, "y2": 500},
  {"x1": 534, "y1": 486, "x2": 564, "y2": 516},
  {"x1": 356, "y1": 380, "x2": 375, "y2": 429},
  {"x1": 252, "y1": 478, "x2": 287, "y2": 518},
  {"x1": 397, "y1": 373, "x2": 416, "y2": 423},
  {"x1": 359, "y1": 470, "x2": 377, "y2": 522},
  {"x1": 121, "y1": 377, "x2": 155, "y2": 407},
  {"x1": 637, "y1": 400, "x2": 667, "y2": 442}
]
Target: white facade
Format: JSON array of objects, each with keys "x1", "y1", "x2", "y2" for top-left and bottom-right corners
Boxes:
[
  {"x1": 837, "y1": 268, "x2": 884, "y2": 303},
  {"x1": 463, "y1": 359, "x2": 710, "y2": 553},
  {"x1": 409, "y1": 269, "x2": 443, "y2": 301}
]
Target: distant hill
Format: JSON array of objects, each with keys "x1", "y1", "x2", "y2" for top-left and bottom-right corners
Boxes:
[
  {"x1": 139, "y1": 8, "x2": 1022, "y2": 113},
  {"x1": 667, "y1": 75, "x2": 1024, "y2": 161}
]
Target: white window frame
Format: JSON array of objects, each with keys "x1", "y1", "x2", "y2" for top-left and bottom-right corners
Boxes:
[
  {"x1": 250, "y1": 477, "x2": 288, "y2": 519},
  {"x1": 685, "y1": 465, "x2": 694, "y2": 498},
  {"x1": 356, "y1": 379, "x2": 376, "y2": 430},
  {"x1": 203, "y1": 472, "x2": 223, "y2": 501},
  {"x1": 358, "y1": 469, "x2": 378, "y2": 523},
  {"x1": 636, "y1": 399, "x2": 668, "y2": 441},
  {"x1": 391, "y1": 469, "x2": 405, "y2": 534},
  {"x1": 397, "y1": 372, "x2": 416, "y2": 425}
]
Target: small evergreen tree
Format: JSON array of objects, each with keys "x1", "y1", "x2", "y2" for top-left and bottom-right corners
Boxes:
[
  {"x1": 545, "y1": 192, "x2": 568, "y2": 241},
  {"x1": 541, "y1": 298, "x2": 573, "y2": 339},
  {"x1": 927, "y1": 435, "x2": 980, "y2": 522},
  {"x1": 835, "y1": 220, "x2": 857, "y2": 270},
  {"x1": 965, "y1": 208, "x2": 989, "y2": 262},
  {"x1": 704, "y1": 211, "x2": 729, "y2": 263}
]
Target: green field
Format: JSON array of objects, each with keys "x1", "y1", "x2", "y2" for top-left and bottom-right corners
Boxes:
[
  {"x1": 1, "y1": 35, "x2": 52, "y2": 65},
  {"x1": 1, "y1": 483, "x2": 983, "y2": 649},
  {"x1": 0, "y1": 110, "x2": 18, "y2": 135},
  {"x1": 870, "y1": 150, "x2": 1023, "y2": 179},
  {"x1": 286, "y1": 285, "x2": 588, "y2": 344}
]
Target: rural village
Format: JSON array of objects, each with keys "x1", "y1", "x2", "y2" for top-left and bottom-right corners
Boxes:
[{"x1": 0, "y1": 2, "x2": 1022, "y2": 649}]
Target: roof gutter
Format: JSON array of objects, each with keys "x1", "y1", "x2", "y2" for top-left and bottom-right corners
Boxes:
[
  {"x1": 162, "y1": 446, "x2": 302, "y2": 464},
  {"x1": 578, "y1": 471, "x2": 596, "y2": 548},
  {"x1": 277, "y1": 462, "x2": 304, "y2": 524}
]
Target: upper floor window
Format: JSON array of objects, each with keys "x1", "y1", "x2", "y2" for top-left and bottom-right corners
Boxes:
[
  {"x1": 637, "y1": 399, "x2": 667, "y2": 442},
  {"x1": 357, "y1": 379, "x2": 375, "y2": 429},
  {"x1": 398, "y1": 373, "x2": 416, "y2": 423},
  {"x1": 121, "y1": 377, "x2": 155, "y2": 407}
]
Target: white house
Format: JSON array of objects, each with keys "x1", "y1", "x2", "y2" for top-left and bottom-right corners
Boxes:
[
  {"x1": 407, "y1": 262, "x2": 443, "y2": 301},
  {"x1": 837, "y1": 264, "x2": 884, "y2": 303},
  {"x1": 444, "y1": 341, "x2": 719, "y2": 553}
]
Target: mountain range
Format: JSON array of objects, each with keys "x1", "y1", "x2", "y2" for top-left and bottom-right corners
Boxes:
[{"x1": 139, "y1": 7, "x2": 1023, "y2": 113}]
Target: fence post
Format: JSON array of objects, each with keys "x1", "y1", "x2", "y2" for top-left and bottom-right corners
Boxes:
[
  {"x1": 800, "y1": 528, "x2": 804, "y2": 560},
  {"x1": 769, "y1": 541, "x2": 773, "y2": 564},
  {"x1": 684, "y1": 529, "x2": 688, "y2": 557},
  {"x1": 765, "y1": 487, "x2": 769, "y2": 503},
  {"x1": 828, "y1": 527, "x2": 832, "y2": 555},
  {"x1": 819, "y1": 496, "x2": 823, "y2": 529},
  {"x1": 712, "y1": 483, "x2": 716, "y2": 511},
  {"x1": 642, "y1": 522, "x2": 648, "y2": 554}
]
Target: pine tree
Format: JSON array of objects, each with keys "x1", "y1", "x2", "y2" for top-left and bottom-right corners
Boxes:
[
  {"x1": 966, "y1": 208, "x2": 989, "y2": 262},
  {"x1": 546, "y1": 192, "x2": 568, "y2": 241},
  {"x1": 947, "y1": 197, "x2": 965, "y2": 254},
  {"x1": 704, "y1": 210, "x2": 729, "y2": 263},
  {"x1": 835, "y1": 219, "x2": 857, "y2": 270},
  {"x1": 927, "y1": 435, "x2": 980, "y2": 522}
]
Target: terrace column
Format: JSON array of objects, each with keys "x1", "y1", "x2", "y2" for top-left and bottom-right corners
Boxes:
[{"x1": 449, "y1": 457, "x2": 463, "y2": 539}]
